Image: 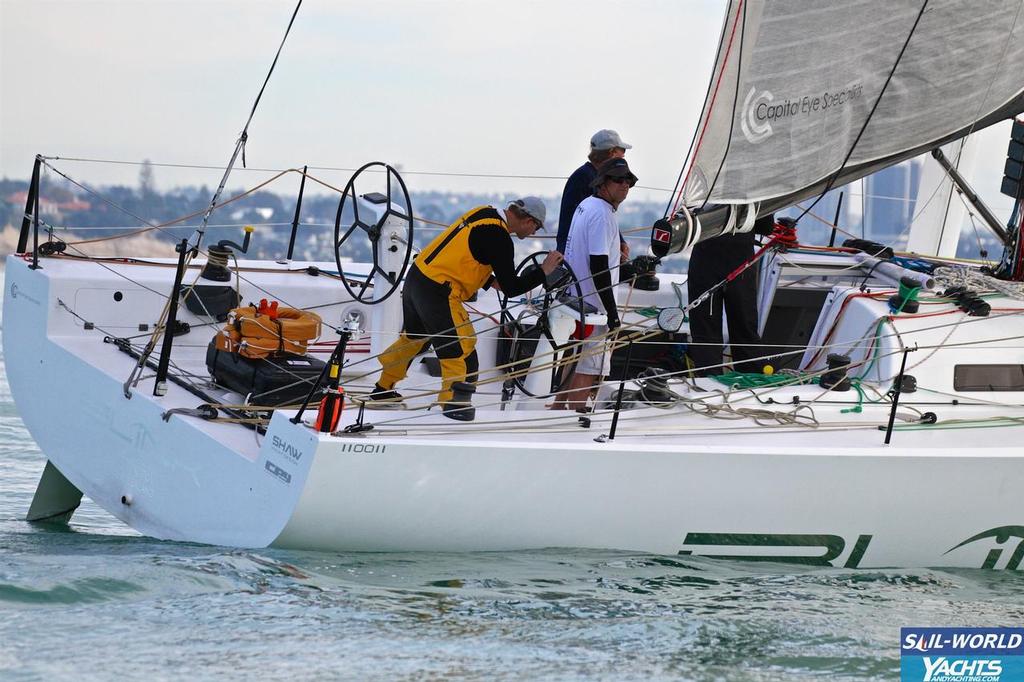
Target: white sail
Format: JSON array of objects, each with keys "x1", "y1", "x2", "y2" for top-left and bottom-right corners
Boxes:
[
  {"x1": 683, "y1": 0, "x2": 1024, "y2": 207},
  {"x1": 907, "y1": 137, "x2": 977, "y2": 257}
]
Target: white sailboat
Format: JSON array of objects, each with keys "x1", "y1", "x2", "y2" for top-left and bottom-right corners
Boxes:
[{"x1": 5, "y1": 0, "x2": 1024, "y2": 569}]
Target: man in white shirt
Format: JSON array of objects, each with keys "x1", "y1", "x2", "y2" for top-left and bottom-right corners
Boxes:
[{"x1": 552, "y1": 157, "x2": 637, "y2": 410}]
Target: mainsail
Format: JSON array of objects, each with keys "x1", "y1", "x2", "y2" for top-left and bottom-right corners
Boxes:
[{"x1": 676, "y1": 0, "x2": 1024, "y2": 215}]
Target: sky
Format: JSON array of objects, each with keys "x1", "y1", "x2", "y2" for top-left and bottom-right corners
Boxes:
[
  {"x1": 0, "y1": 0, "x2": 1017, "y2": 217},
  {"x1": 0, "y1": 0, "x2": 727, "y2": 204}
]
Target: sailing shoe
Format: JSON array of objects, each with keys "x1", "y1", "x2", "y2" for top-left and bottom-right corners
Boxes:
[
  {"x1": 441, "y1": 381, "x2": 476, "y2": 421},
  {"x1": 364, "y1": 384, "x2": 405, "y2": 409},
  {"x1": 441, "y1": 402, "x2": 476, "y2": 422}
]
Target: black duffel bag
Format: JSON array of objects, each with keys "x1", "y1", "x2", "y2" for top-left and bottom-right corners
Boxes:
[{"x1": 206, "y1": 339, "x2": 326, "y2": 406}]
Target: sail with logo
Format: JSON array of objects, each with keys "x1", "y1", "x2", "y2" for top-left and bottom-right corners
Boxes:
[{"x1": 654, "y1": 0, "x2": 1024, "y2": 255}]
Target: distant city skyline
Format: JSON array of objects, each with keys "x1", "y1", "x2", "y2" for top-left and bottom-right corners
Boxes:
[
  {"x1": 2, "y1": 0, "x2": 1018, "y2": 251},
  {"x1": 0, "y1": 0, "x2": 726, "y2": 207}
]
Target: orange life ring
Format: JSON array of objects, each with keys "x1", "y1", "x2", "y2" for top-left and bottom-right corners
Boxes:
[{"x1": 214, "y1": 303, "x2": 322, "y2": 359}]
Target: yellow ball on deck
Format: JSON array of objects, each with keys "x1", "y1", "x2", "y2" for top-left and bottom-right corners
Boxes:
[{"x1": 763, "y1": 365, "x2": 774, "y2": 376}]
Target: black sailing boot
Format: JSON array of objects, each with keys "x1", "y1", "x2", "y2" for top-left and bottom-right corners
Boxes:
[
  {"x1": 441, "y1": 381, "x2": 476, "y2": 421},
  {"x1": 365, "y1": 383, "x2": 405, "y2": 408}
]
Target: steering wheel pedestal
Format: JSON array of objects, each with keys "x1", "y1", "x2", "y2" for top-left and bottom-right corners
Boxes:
[{"x1": 498, "y1": 252, "x2": 586, "y2": 401}]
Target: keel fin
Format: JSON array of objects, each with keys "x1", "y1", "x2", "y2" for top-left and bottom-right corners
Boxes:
[{"x1": 26, "y1": 461, "x2": 83, "y2": 524}]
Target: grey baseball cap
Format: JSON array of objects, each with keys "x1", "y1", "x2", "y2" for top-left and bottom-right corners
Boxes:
[
  {"x1": 590, "y1": 129, "x2": 632, "y2": 151},
  {"x1": 508, "y1": 196, "x2": 547, "y2": 229}
]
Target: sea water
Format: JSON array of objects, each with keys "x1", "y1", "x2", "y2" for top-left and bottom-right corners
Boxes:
[{"x1": 1, "y1": 274, "x2": 1022, "y2": 681}]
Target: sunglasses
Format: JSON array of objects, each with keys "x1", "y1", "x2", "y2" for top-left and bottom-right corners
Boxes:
[{"x1": 608, "y1": 176, "x2": 634, "y2": 186}]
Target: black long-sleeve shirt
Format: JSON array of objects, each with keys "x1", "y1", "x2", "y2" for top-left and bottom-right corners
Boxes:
[{"x1": 468, "y1": 224, "x2": 545, "y2": 297}]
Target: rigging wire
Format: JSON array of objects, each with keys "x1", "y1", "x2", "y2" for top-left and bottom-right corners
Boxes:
[
  {"x1": 34, "y1": 0, "x2": 312, "y2": 396},
  {"x1": 50, "y1": 274, "x2": 1024, "y2": 435},
  {"x1": 960, "y1": 191, "x2": 997, "y2": 268},
  {"x1": 39, "y1": 208, "x2": 1022, "y2": 402},
  {"x1": 190, "y1": 0, "x2": 302, "y2": 252},
  {"x1": 41, "y1": 155, "x2": 676, "y2": 193},
  {"x1": 243, "y1": 1, "x2": 303, "y2": 144},
  {"x1": 797, "y1": 0, "x2": 1021, "y2": 251},
  {"x1": 931, "y1": 137, "x2": 968, "y2": 252},
  {"x1": 41, "y1": 159, "x2": 294, "y2": 245}
]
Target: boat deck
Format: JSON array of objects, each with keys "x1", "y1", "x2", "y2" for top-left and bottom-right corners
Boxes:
[{"x1": 16, "y1": 253, "x2": 1024, "y2": 455}]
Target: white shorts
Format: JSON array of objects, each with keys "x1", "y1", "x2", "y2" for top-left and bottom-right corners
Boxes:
[{"x1": 574, "y1": 324, "x2": 610, "y2": 376}]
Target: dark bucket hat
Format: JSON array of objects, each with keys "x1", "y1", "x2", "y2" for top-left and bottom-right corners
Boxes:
[{"x1": 591, "y1": 157, "x2": 638, "y2": 189}]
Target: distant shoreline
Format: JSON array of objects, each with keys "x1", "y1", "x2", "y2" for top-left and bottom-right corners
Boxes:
[{"x1": 0, "y1": 224, "x2": 177, "y2": 259}]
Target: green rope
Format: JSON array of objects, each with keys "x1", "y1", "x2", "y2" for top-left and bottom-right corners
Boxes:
[
  {"x1": 713, "y1": 371, "x2": 805, "y2": 389},
  {"x1": 891, "y1": 279, "x2": 921, "y2": 314},
  {"x1": 839, "y1": 377, "x2": 865, "y2": 413},
  {"x1": 713, "y1": 371, "x2": 867, "y2": 412}
]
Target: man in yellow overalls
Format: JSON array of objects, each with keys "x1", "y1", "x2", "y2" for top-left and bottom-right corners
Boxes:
[{"x1": 369, "y1": 197, "x2": 563, "y2": 420}]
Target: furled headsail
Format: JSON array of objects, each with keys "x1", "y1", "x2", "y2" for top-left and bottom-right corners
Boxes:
[{"x1": 655, "y1": 0, "x2": 1024, "y2": 256}]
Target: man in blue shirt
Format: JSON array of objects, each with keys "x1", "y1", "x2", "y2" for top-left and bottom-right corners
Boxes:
[{"x1": 556, "y1": 129, "x2": 632, "y2": 253}]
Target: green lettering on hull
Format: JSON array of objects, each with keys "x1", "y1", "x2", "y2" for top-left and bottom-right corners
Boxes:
[{"x1": 678, "y1": 532, "x2": 872, "y2": 567}]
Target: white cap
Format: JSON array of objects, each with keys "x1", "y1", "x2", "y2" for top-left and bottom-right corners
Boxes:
[
  {"x1": 508, "y1": 196, "x2": 547, "y2": 228},
  {"x1": 590, "y1": 129, "x2": 632, "y2": 151}
]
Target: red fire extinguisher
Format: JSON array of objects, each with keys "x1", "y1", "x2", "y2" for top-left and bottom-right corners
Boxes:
[{"x1": 314, "y1": 360, "x2": 344, "y2": 432}]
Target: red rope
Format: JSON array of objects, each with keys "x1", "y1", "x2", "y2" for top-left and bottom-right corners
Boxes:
[
  {"x1": 724, "y1": 220, "x2": 799, "y2": 283},
  {"x1": 1013, "y1": 208, "x2": 1024, "y2": 281}
]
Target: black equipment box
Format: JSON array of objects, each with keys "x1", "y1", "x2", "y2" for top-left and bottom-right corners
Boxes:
[{"x1": 206, "y1": 339, "x2": 326, "y2": 406}]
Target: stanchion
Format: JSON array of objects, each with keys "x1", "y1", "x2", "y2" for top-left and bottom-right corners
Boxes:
[
  {"x1": 884, "y1": 347, "x2": 912, "y2": 445},
  {"x1": 154, "y1": 239, "x2": 190, "y2": 396},
  {"x1": 286, "y1": 165, "x2": 307, "y2": 260},
  {"x1": 606, "y1": 336, "x2": 635, "y2": 441}
]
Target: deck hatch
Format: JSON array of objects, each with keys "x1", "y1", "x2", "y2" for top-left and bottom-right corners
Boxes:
[{"x1": 953, "y1": 364, "x2": 1024, "y2": 391}]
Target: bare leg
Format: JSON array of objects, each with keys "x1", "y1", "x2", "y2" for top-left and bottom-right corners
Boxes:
[
  {"x1": 547, "y1": 349, "x2": 580, "y2": 410},
  {"x1": 563, "y1": 372, "x2": 599, "y2": 411},
  {"x1": 548, "y1": 368, "x2": 580, "y2": 410}
]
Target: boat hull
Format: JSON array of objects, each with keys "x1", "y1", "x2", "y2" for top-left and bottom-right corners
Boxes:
[
  {"x1": 5, "y1": 256, "x2": 1023, "y2": 569},
  {"x1": 3, "y1": 257, "x2": 313, "y2": 546},
  {"x1": 272, "y1": 427, "x2": 1024, "y2": 569}
]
